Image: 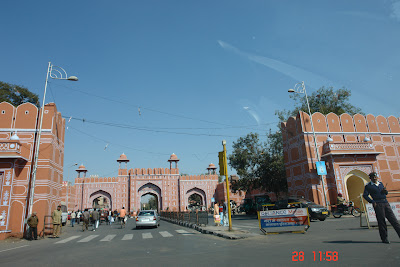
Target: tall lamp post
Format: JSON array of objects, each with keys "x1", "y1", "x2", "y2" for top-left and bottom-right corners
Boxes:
[
  {"x1": 66, "y1": 163, "x2": 78, "y2": 211},
  {"x1": 27, "y1": 62, "x2": 78, "y2": 217},
  {"x1": 288, "y1": 81, "x2": 328, "y2": 208}
]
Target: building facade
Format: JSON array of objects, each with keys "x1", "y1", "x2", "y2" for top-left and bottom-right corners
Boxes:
[
  {"x1": 0, "y1": 102, "x2": 65, "y2": 239},
  {"x1": 282, "y1": 111, "x2": 400, "y2": 207},
  {"x1": 66, "y1": 154, "x2": 220, "y2": 213}
]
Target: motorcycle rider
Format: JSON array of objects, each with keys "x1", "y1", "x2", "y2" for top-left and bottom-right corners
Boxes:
[{"x1": 337, "y1": 193, "x2": 348, "y2": 212}]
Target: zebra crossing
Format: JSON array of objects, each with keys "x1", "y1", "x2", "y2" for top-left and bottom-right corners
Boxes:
[{"x1": 55, "y1": 230, "x2": 193, "y2": 244}]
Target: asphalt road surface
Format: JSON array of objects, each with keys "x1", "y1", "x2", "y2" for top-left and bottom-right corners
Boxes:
[{"x1": 0, "y1": 216, "x2": 399, "y2": 266}]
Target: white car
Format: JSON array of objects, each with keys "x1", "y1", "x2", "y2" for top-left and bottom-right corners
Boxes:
[{"x1": 135, "y1": 210, "x2": 160, "y2": 229}]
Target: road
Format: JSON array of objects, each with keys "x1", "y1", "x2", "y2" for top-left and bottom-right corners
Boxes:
[{"x1": 0, "y1": 216, "x2": 399, "y2": 266}]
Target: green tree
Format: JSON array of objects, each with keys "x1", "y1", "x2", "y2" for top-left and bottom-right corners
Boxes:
[
  {"x1": 228, "y1": 133, "x2": 287, "y2": 196},
  {"x1": 148, "y1": 196, "x2": 158, "y2": 210},
  {"x1": 0, "y1": 81, "x2": 39, "y2": 107},
  {"x1": 282, "y1": 86, "x2": 363, "y2": 119}
]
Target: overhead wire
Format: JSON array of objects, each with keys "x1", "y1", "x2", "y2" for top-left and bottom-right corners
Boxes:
[
  {"x1": 64, "y1": 116, "x2": 243, "y2": 137},
  {"x1": 53, "y1": 82, "x2": 278, "y2": 129},
  {"x1": 67, "y1": 125, "x2": 170, "y2": 155}
]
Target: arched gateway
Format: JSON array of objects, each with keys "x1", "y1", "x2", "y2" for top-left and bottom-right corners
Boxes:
[
  {"x1": 90, "y1": 190, "x2": 112, "y2": 210},
  {"x1": 138, "y1": 183, "x2": 162, "y2": 211},
  {"x1": 71, "y1": 153, "x2": 219, "y2": 213}
]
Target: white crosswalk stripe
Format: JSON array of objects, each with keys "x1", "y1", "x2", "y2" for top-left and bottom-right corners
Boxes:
[
  {"x1": 56, "y1": 230, "x2": 194, "y2": 244},
  {"x1": 122, "y1": 234, "x2": 133, "y2": 240},
  {"x1": 100, "y1": 234, "x2": 116, "y2": 242},
  {"x1": 55, "y1": 235, "x2": 81, "y2": 244},
  {"x1": 142, "y1": 233, "x2": 153, "y2": 239},
  {"x1": 78, "y1": 235, "x2": 99, "y2": 242},
  {"x1": 176, "y1": 229, "x2": 195, "y2": 235},
  {"x1": 159, "y1": 231, "x2": 173, "y2": 237}
]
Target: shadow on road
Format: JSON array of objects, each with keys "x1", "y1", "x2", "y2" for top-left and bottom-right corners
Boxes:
[{"x1": 323, "y1": 240, "x2": 382, "y2": 244}]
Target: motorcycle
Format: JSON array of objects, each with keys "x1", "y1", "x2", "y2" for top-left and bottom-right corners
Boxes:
[{"x1": 331, "y1": 201, "x2": 361, "y2": 218}]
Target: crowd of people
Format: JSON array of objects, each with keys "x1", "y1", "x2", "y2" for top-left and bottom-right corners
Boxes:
[
  {"x1": 69, "y1": 207, "x2": 127, "y2": 231},
  {"x1": 26, "y1": 206, "x2": 128, "y2": 240},
  {"x1": 213, "y1": 201, "x2": 229, "y2": 227}
]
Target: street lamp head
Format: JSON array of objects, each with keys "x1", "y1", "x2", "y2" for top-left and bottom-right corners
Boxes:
[
  {"x1": 67, "y1": 76, "x2": 78, "y2": 81},
  {"x1": 288, "y1": 89, "x2": 295, "y2": 93},
  {"x1": 363, "y1": 136, "x2": 371, "y2": 142}
]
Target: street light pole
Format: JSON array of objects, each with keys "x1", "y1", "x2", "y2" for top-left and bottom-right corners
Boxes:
[
  {"x1": 27, "y1": 62, "x2": 78, "y2": 217},
  {"x1": 288, "y1": 81, "x2": 329, "y2": 208}
]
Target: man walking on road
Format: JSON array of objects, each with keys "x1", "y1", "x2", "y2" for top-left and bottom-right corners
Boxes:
[
  {"x1": 70, "y1": 210, "x2": 76, "y2": 227},
  {"x1": 76, "y1": 210, "x2": 81, "y2": 224},
  {"x1": 119, "y1": 207, "x2": 126, "y2": 228},
  {"x1": 27, "y1": 212, "x2": 39, "y2": 240},
  {"x1": 92, "y1": 209, "x2": 100, "y2": 231},
  {"x1": 52, "y1": 205, "x2": 62, "y2": 238},
  {"x1": 363, "y1": 172, "x2": 400, "y2": 244},
  {"x1": 82, "y1": 209, "x2": 90, "y2": 231}
]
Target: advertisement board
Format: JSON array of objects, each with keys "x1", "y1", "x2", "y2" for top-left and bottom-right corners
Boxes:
[
  {"x1": 365, "y1": 202, "x2": 400, "y2": 223},
  {"x1": 258, "y1": 208, "x2": 309, "y2": 234}
]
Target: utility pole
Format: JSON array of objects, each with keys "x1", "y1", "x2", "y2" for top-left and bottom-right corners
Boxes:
[{"x1": 219, "y1": 140, "x2": 232, "y2": 231}]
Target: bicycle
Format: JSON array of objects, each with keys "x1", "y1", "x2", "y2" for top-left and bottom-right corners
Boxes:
[{"x1": 119, "y1": 216, "x2": 126, "y2": 228}]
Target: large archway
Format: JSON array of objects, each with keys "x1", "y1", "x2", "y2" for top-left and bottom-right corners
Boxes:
[
  {"x1": 344, "y1": 170, "x2": 369, "y2": 211},
  {"x1": 138, "y1": 183, "x2": 162, "y2": 211},
  {"x1": 185, "y1": 188, "x2": 206, "y2": 211},
  {"x1": 89, "y1": 190, "x2": 112, "y2": 210}
]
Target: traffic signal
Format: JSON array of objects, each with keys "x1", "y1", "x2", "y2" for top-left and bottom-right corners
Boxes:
[{"x1": 218, "y1": 151, "x2": 226, "y2": 176}]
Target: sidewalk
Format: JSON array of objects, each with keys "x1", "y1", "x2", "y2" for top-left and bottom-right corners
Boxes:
[
  {"x1": 162, "y1": 213, "x2": 359, "y2": 240},
  {"x1": 162, "y1": 215, "x2": 260, "y2": 239}
]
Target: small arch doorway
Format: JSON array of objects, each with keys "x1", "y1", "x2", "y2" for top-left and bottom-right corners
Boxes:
[
  {"x1": 188, "y1": 193, "x2": 203, "y2": 211},
  {"x1": 141, "y1": 193, "x2": 158, "y2": 211},
  {"x1": 345, "y1": 170, "x2": 369, "y2": 211},
  {"x1": 92, "y1": 196, "x2": 110, "y2": 210}
]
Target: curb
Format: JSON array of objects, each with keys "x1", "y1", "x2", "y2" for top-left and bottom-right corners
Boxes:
[{"x1": 161, "y1": 217, "x2": 246, "y2": 240}]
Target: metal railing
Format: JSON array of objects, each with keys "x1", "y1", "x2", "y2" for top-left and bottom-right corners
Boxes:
[{"x1": 160, "y1": 211, "x2": 208, "y2": 226}]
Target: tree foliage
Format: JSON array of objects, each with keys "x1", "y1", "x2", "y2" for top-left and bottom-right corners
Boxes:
[
  {"x1": 147, "y1": 196, "x2": 158, "y2": 210},
  {"x1": 228, "y1": 133, "x2": 287, "y2": 195},
  {"x1": 282, "y1": 86, "x2": 362, "y2": 119},
  {"x1": 0, "y1": 81, "x2": 39, "y2": 107},
  {"x1": 228, "y1": 86, "x2": 363, "y2": 195}
]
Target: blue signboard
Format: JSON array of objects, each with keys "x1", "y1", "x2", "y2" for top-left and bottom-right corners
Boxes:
[
  {"x1": 260, "y1": 219, "x2": 304, "y2": 228},
  {"x1": 316, "y1": 161, "x2": 327, "y2": 175}
]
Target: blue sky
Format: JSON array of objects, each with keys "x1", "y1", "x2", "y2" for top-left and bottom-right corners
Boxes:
[{"x1": 1, "y1": 1, "x2": 400, "y2": 180}]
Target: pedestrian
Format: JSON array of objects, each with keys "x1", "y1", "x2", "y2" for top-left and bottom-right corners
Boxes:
[
  {"x1": 219, "y1": 201, "x2": 224, "y2": 226},
  {"x1": 70, "y1": 210, "x2": 76, "y2": 227},
  {"x1": 92, "y1": 208, "x2": 100, "y2": 231},
  {"x1": 223, "y1": 201, "x2": 229, "y2": 227},
  {"x1": 82, "y1": 209, "x2": 90, "y2": 231},
  {"x1": 363, "y1": 172, "x2": 400, "y2": 244},
  {"x1": 52, "y1": 205, "x2": 62, "y2": 238},
  {"x1": 76, "y1": 210, "x2": 81, "y2": 224},
  {"x1": 213, "y1": 202, "x2": 220, "y2": 226},
  {"x1": 108, "y1": 210, "x2": 113, "y2": 225},
  {"x1": 113, "y1": 209, "x2": 119, "y2": 221},
  {"x1": 27, "y1": 212, "x2": 39, "y2": 240},
  {"x1": 119, "y1": 207, "x2": 126, "y2": 228}
]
